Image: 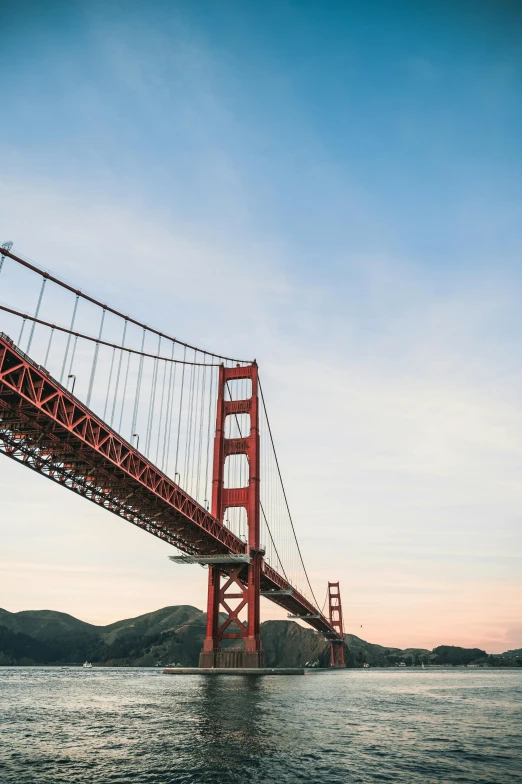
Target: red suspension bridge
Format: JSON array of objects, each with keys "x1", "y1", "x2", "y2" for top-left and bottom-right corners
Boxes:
[{"x1": 0, "y1": 242, "x2": 345, "y2": 669}]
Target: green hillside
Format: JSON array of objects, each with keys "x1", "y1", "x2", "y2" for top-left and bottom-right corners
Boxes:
[{"x1": 0, "y1": 606, "x2": 519, "y2": 668}]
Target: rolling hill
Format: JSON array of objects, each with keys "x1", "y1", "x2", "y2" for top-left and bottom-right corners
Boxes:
[{"x1": 0, "y1": 606, "x2": 518, "y2": 667}]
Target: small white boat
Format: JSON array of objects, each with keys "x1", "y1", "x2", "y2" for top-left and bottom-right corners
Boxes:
[{"x1": 82, "y1": 662, "x2": 93, "y2": 669}]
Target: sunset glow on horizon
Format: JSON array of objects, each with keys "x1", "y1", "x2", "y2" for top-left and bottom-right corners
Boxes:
[{"x1": 1, "y1": 0, "x2": 521, "y2": 654}]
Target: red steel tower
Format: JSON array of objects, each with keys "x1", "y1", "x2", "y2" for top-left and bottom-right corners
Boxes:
[
  {"x1": 199, "y1": 362, "x2": 265, "y2": 668},
  {"x1": 328, "y1": 581, "x2": 345, "y2": 668}
]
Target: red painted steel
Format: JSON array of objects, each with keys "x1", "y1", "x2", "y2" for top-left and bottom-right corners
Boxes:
[
  {"x1": 0, "y1": 333, "x2": 242, "y2": 555},
  {"x1": 0, "y1": 332, "x2": 341, "y2": 642},
  {"x1": 201, "y1": 363, "x2": 264, "y2": 666},
  {"x1": 328, "y1": 581, "x2": 346, "y2": 668}
]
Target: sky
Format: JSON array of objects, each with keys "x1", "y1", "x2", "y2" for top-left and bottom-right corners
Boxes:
[{"x1": 1, "y1": 0, "x2": 521, "y2": 653}]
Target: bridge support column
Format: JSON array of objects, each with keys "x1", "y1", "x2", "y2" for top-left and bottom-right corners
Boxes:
[
  {"x1": 199, "y1": 362, "x2": 265, "y2": 669},
  {"x1": 328, "y1": 582, "x2": 346, "y2": 668}
]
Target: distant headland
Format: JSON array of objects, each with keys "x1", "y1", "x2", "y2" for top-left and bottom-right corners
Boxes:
[{"x1": 1, "y1": 606, "x2": 520, "y2": 668}]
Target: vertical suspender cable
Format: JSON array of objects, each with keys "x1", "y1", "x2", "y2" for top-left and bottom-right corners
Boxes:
[
  {"x1": 161, "y1": 341, "x2": 176, "y2": 473},
  {"x1": 155, "y1": 357, "x2": 167, "y2": 466},
  {"x1": 67, "y1": 335, "x2": 78, "y2": 385},
  {"x1": 103, "y1": 348, "x2": 116, "y2": 420},
  {"x1": 26, "y1": 277, "x2": 47, "y2": 354},
  {"x1": 118, "y1": 351, "x2": 131, "y2": 435},
  {"x1": 110, "y1": 320, "x2": 128, "y2": 427},
  {"x1": 60, "y1": 295, "x2": 79, "y2": 383},
  {"x1": 131, "y1": 329, "x2": 146, "y2": 441},
  {"x1": 184, "y1": 352, "x2": 196, "y2": 489},
  {"x1": 44, "y1": 328, "x2": 55, "y2": 368},
  {"x1": 189, "y1": 359, "x2": 201, "y2": 497},
  {"x1": 193, "y1": 358, "x2": 202, "y2": 500},
  {"x1": 86, "y1": 308, "x2": 106, "y2": 407},
  {"x1": 204, "y1": 364, "x2": 215, "y2": 508},
  {"x1": 195, "y1": 354, "x2": 207, "y2": 502},
  {"x1": 18, "y1": 318, "x2": 26, "y2": 346},
  {"x1": 174, "y1": 346, "x2": 187, "y2": 483},
  {"x1": 145, "y1": 336, "x2": 161, "y2": 455}
]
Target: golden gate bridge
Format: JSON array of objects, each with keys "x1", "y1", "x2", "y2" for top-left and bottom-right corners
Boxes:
[{"x1": 0, "y1": 242, "x2": 345, "y2": 669}]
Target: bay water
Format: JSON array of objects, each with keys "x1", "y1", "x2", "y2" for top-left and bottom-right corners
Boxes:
[{"x1": 0, "y1": 667, "x2": 520, "y2": 783}]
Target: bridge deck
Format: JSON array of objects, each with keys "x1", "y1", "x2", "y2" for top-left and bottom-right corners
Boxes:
[{"x1": 0, "y1": 333, "x2": 339, "y2": 638}]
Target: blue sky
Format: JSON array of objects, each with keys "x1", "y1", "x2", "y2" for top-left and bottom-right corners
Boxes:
[{"x1": 1, "y1": 0, "x2": 521, "y2": 651}]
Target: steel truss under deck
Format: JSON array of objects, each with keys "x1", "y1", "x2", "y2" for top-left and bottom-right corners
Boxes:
[{"x1": 0, "y1": 332, "x2": 340, "y2": 639}]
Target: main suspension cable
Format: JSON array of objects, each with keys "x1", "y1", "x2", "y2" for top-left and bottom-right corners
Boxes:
[
  {"x1": 259, "y1": 378, "x2": 321, "y2": 610},
  {"x1": 0, "y1": 246, "x2": 252, "y2": 364},
  {"x1": 224, "y1": 379, "x2": 288, "y2": 582},
  {"x1": 0, "y1": 304, "x2": 224, "y2": 366}
]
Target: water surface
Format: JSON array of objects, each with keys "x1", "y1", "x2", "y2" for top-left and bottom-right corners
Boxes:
[{"x1": 1, "y1": 667, "x2": 520, "y2": 783}]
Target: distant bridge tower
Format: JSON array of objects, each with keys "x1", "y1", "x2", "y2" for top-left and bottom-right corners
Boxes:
[
  {"x1": 328, "y1": 581, "x2": 345, "y2": 668},
  {"x1": 199, "y1": 362, "x2": 265, "y2": 668}
]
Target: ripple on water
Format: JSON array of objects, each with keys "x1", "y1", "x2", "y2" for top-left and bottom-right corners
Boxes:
[{"x1": 0, "y1": 668, "x2": 521, "y2": 783}]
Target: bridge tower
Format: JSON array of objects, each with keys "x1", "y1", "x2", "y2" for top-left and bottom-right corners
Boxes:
[
  {"x1": 199, "y1": 362, "x2": 265, "y2": 668},
  {"x1": 328, "y1": 581, "x2": 345, "y2": 668}
]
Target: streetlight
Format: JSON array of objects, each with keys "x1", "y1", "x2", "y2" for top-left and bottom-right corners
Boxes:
[
  {"x1": 67, "y1": 374, "x2": 76, "y2": 395},
  {"x1": 133, "y1": 433, "x2": 139, "y2": 451},
  {"x1": 204, "y1": 499, "x2": 209, "y2": 511},
  {"x1": 175, "y1": 471, "x2": 181, "y2": 485}
]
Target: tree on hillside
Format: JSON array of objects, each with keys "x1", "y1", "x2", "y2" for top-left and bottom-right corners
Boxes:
[{"x1": 432, "y1": 646, "x2": 487, "y2": 665}]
